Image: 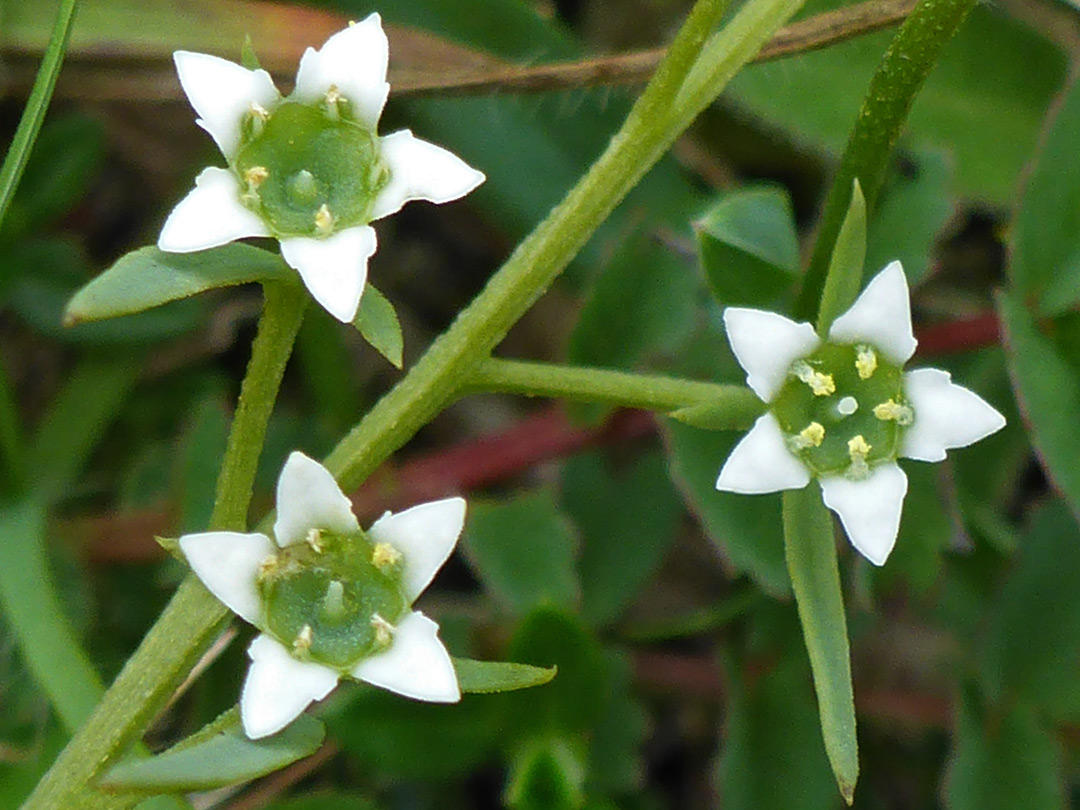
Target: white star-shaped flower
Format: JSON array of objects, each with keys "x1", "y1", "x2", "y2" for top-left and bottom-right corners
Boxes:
[
  {"x1": 180, "y1": 451, "x2": 466, "y2": 738},
  {"x1": 716, "y1": 261, "x2": 1005, "y2": 566},
  {"x1": 158, "y1": 14, "x2": 485, "y2": 323}
]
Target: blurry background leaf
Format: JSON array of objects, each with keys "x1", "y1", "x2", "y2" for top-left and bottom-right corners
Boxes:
[
  {"x1": 695, "y1": 184, "x2": 799, "y2": 308},
  {"x1": 464, "y1": 491, "x2": 581, "y2": 615}
]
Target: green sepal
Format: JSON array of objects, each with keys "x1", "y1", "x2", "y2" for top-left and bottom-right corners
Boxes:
[
  {"x1": 64, "y1": 244, "x2": 295, "y2": 325},
  {"x1": 353, "y1": 284, "x2": 404, "y2": 368},
  {"x1": 668, "y1": 399, "x2": 764, "y2": 430},
  {"x1": 816, "y1": 179, "x2": 867, "y2": 335},
  {"x1": 154, "y1": 536, "x2": 184, "y2": 562},
  {"x1": 97, "y1": 711, "x2": 324, "y2": 793},
  {"x1": 452, "y1": 658, "x2": 557, "y2": 694},
  {"x1": 240, "y1": 34, "x2": 262, "y2": 71}
]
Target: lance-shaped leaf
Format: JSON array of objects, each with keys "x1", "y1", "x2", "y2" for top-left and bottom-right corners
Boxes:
[
  {"x1": 353, "y1": 283, "x2": 404, "y2": 368},
  {"x1": 782, "y1": 486, "x2": 858, "y2": 805},
  {"x1": 98, "y1": 713, "x2": 324, "y2": 793},
  {"x1": 64, "y1": 244, "x2": 294, "y2": 325},
  {"x1": 453, "y1": 658, "x2": 557, "y2": 693}
]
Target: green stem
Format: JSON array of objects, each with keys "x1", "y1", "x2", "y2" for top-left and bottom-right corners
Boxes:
[
  {"x1": 21, "y1": 283, "x2": 306, "y2": 810},
  {"x1": 210, "y1": 282, "x2": 307, "y2": 531},
  {"x1": 794, "y1": 0, "x2": 977, "y2": 321},
  {"x1": 324, "y1": 0, "x2": 804, "y2": 494},
  {"x1": 0, "y1": 0, "x2": 78, "y2": 226},
  {"x1": 466, "y1": 357, "x2": 761, "y2": 423},
  {"x1": 0, "y1": 363, "x2": 26, "y2": 492}
]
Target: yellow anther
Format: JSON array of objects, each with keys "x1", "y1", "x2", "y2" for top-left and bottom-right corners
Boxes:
[
  {"x1": 293, "y1": 624, "x2": 313, "y2": 654},
  {"x1": 372, "y1": 541, "x2": 402, "y2": 571},
  {"x1": 855, "y1": 345, "x2": 878, "y2": 380},
  {"x1": 305, "y1": 527, "x2": 324, "y2": 552},
  {"x1": 792, "y1": 361, "x2": 836, "y2": 397},
  {"x1": 315, "y1": 204, "x2": 334, "y2": 236},
  {"x1": 790, "y1": 422, "x2": 825, "y2": 450},
  {"x1": 847, "y1": 434, "x2": 872, "y2": 479},
  {"x1": 873, "y1": 399, "x2": 914, "y2": 426},
  {"x1": 244, "y1": 165, "x2": 269, "y2": 188},
  {"x1": 250, "y1": 101, "x2": 270, "y2": 120},
  {"x1": 325, "y1": 84, "x2": 343, "y2": 105},
  {"x1": 370, "y1": 613, "x2": 395, "y2": 647}
]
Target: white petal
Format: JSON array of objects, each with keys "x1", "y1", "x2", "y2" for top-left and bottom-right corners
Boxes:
[
  {"x1": 723, "y1": 309, "x2": 820, "y2": 402},
  {"x1": 280, "y1": 227, "x2": 376, "y2": 323},
  {"x1": 158, "y1": 168, "x2": 270, "y2": 253},
  {"x1": 716, "y1": 413, "x2": 811, "y2": 494},
  {"x1": 241, "y1": 634, "x2": 340, "y2": 739},
  {"x1": 901, "y1": 368, "x2": 1006, "y2": 462},
  {"x1": 351, "y1": 611, "x2": 460, "y2": 703},
  {"x1": 368, "y1": 497, "x2": 466, "y2": 602},
  {"x1": 273, "y1": 451, "x2": 360, "y2": 547},
  {"x1": 827, "y1": 260, "x2": 917, "y2": 364},
  {"x1": 174, "y1": 51, "x2": 279, "y2": 158},
  {"x1": 819, "y1": 463, "x2": 908, "y2": 566},
  {"x1": 292, "y1": 14, "x2": 389, "y2": 129},
  {"x1": 179, "y1": 531, "x2": 275, "y2": 625},
  {"x1": 369, "y1": 130, "x2": 486, "y2": 221}
]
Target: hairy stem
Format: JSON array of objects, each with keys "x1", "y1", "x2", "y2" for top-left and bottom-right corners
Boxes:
[{"x1": 466, "y1": 357, "x2": 762, "y2": 423}]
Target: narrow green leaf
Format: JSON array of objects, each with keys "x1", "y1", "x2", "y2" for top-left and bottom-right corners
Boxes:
[
  {"x1": 64, "y1": 244, "x2": 294, "y2": 325},
  {"x1": 816, "y1": 179, "x2": 866, "y2": 335},
  {"x1": 998, "y1": 291, "x2": 1080, "y2": 519},
  {"x1": 99, "y1": 713, "x2": 324, "y2": 793},
  {"x1": 463, "y1": 491, "x2": 581, "y2": 615},
  {"x1": 1010, "y1": 73, "x2": 1080, "y2": 315},
  {"x1": 695, "y1": 185, "x2": 800, "y2": 308},
  {"x1": 0, "y1": 497, "x2": 103, "y2": 732},
  {"x1": 0, "y1": 0, "x2": 78, "y2": 231},
  {"x1": 453, "y1": 658, "x2": 557, "y2": 694},
  {"x1": 353, "y1": 284, "x2": 404, "y2": 368},
  {"x1": 782, "y1": 487, "x2": 858, "y2": 804}
]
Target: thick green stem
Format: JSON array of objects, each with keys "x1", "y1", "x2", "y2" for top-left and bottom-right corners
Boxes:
[
  {"x1": 210, "y1": 282, "x2": 307, "y2": 531},
  {"x1": 466, "y1": 357, "x2": 761, "y2": 422},
  {"x1": 21, "y1": 284, "x2": 305, "y2": 810},
  {"x1": 794, "y1": 0, "x2": 977, "y2": 321}
]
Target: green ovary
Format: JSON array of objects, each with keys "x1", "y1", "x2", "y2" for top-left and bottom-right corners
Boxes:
[
  {"x1": 259, "y1": 530, "x2": 407, "y2": 670},
  {"x1": 770, "y1": 342, "x2": 910, "y2": 477},
  {"x1": 234, "y1": 102, "x2": 388, "y2": 238}
]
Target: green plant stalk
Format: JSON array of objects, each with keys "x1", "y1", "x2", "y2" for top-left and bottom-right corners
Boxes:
[
  {"x1": 324, "y1": 0, "x2": 805, "y2": 493},
  {"x1": 21, "y1": 283, "x2": 306, "y2": 810},
  {"x1": 782, "y1": 486, "x2": 858, "y2": 804},
  {"x1": 23, "y1": 0, "x2": 804, "y2": 803},
  {"x1": 794, "y1": 0, "x2": 978, "y2": 320},
  {"x1": 466, "y1": 357, "x2": 762, "y2": 423},
  {"x1": 0, "y1": 0, "x2": 79, "y2": 493}
]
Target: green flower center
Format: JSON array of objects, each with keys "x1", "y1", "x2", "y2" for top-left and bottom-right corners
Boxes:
[
  {"x1": 233, "y1": 98, "x2": 389, "y2": 239},
  {"x1": 258, "y1": 529, "x2": 407, "y2": 670},
  {"x1": 770, "y1": 342, "x2": 912, "y2": 478}
]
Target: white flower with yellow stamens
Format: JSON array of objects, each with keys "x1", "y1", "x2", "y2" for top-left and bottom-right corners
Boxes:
[
  {"x1": 716, "y1": 261, "x2": 1005, "y2": 566},
  {"x1": 180, "y1": 451, "x2": 465, "y2": 738},
  {"x1": 158, "y1": 15, "x2": 485, "y2": 323}
]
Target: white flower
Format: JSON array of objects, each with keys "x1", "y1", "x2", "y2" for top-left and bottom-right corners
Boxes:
[
  {"x1": 715, "y1": 261, "x2": 1005, "y2": 566},
  {"x1": 180, "y1": 451, "x2": 466, "y2": 739},
  {"x1": 158, "y1": 14, "x2": 485, "y2": 323}
]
